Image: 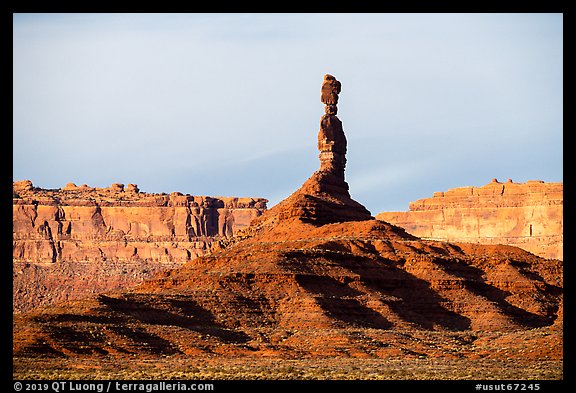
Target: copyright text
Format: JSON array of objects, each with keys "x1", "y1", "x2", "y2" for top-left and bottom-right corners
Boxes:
[{"x1": 13, "y1": 382, "x2": 215, "y2": 393}]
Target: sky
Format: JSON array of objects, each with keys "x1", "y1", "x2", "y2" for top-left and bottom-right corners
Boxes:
[{"x1": 13, "y1": 13, "x2": 563, "y2": 213}]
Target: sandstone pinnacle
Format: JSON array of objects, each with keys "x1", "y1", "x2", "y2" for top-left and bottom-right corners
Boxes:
[
  {"x1": 318, "y1": 75, "x2": 347, "y2": 179},
  {"x1": 250, "y1": 74, "x2": 372, "y2": 226}
]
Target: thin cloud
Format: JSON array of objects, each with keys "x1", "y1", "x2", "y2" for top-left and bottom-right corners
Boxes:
[{"x1": 13, "y1": 13, "x2": 562, "y2": 212}]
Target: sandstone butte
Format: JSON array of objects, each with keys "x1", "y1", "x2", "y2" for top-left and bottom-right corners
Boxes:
[
  {"x1": 12, "y1": 180, "x2": 267, "y2": 313},
  {"x1": 13, "y1": 75, "x2": 563, "y2": 380},
  {"x1": 376, "y1": 178, "x2": 563, "y2": 261}
]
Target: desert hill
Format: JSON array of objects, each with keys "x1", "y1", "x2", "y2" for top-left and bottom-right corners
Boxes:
[{"x1": 14, "y1": 215, "x2": 562, "y2": 358}]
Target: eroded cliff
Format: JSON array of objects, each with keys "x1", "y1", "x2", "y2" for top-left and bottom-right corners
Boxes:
[
  {"x1": 13, "y1": 180, "x2": 267, "y2": 312},
  {"x1": 376, "y1": 179, "x2": 563, "y2": 260}
]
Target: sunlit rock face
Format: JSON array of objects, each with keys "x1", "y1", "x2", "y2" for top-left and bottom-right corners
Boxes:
[
  {"x1": 377, "y1": 179, "x2": 563, "y2": 260},
  {"x1": 12, "y1": 180, "x2": 267, "y2": 312}
]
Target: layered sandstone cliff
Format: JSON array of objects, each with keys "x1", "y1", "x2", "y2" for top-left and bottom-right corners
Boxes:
[
  {"x1": 376, "y1": 179, "x2": 563, "y2": 260},
  {"x1": 13, "y1": 180, "x2": 267, "y2": 312}
]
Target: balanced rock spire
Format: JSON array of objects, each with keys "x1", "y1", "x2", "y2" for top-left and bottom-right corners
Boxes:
[
  {"x1": 249, "y1": 74, "x2": 373, "y2": 226},
  {"x1": 318, "y1": 74, "x2": 347, "y2": 179}
]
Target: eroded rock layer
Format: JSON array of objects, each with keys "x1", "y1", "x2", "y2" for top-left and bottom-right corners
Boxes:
[
  {"x1": 13, "y1": 180, "x2": 267, "y2": 313},
  {"x1": 376, "y1": 179, "x2": 563, "y2": 260}
]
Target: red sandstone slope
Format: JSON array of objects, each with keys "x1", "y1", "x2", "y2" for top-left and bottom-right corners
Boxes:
[
  {"x1": 13, "y1": 75, "x2": 562, "y2": 374},
  {"x1": 13, "y1": 214, "x2": 562, "y2": 360}
]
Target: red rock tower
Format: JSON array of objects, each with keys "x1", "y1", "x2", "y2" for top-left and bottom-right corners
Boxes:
[
  {"x1": 318, "y1": 74, "x2": 347, "y2": 179},
  {"x1": 252, "y1": 74, "x2": 373, "y2": 225}
]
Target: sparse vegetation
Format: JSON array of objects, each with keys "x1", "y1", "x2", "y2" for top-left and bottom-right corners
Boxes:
[{"x1": 13, "y1": 356, "x2": 562, "y2": 380}]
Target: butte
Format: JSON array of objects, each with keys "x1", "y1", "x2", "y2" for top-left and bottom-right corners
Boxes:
[{"x1": 13, "y1": 75, "x2": 562, "y2": 377}]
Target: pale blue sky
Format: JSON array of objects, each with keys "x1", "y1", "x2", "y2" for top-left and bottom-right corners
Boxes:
[{"x1": 13, "y1": 13, "x2": 563, "y2": 212}]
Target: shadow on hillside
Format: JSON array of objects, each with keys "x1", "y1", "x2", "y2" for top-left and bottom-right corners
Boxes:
[
  {"x1": 296, "y1": 274, "x2": 393, "y2": 329},
  {"x1": 439, "y1": 259, "x2": 556, "y2": 328},
  {"x1": 25, "y1": 293, "x2": 252, "y2": 356},
  {"x1": 98, "y1": 294, "x2": 251, "y2": 344},
  {"x1": 29, "y1": 311, "x2": 181, "y2": 356},
  {"x1": 286, "y1": 247, "x2": 471, "y2": 331},
  {"x1": 342, "y1": 258, "x2": 472, "y2": 331}
]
